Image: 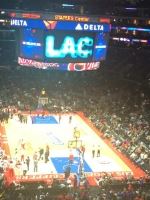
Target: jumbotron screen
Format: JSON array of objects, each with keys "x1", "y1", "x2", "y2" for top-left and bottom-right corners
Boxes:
[{"x1": 17, "y1": 19, "x2": 110, "y2": 71}]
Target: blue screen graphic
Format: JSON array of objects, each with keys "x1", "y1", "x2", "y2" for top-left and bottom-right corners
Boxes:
[
  {"x1": 20, "y1": 28, "x2": 43, "y2": 59},
  {"x1": 45, "y1": 31, "x2": 95, "y2": 62},
  {"x1": 46, "y1": 36, "x2": 93, "y2": 59},
  {"x1": 93, "y1": 32, "x2": 109, "y2": 61},
  {"x1": 19, "y1": 28, "x2": 109, "y2": 63}
]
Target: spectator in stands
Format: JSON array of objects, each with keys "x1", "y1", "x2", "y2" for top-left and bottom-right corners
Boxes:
[{"x1": 0, "y1": 67, "x2": 150, "y2": 199}]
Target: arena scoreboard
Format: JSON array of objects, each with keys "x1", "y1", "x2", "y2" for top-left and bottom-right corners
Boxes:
[{"x1": 1, "y1": 11, "x2": 111, "y2": 71}]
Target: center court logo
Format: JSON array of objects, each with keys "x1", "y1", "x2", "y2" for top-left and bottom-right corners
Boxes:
[{"x1": 75, "y1": 23, "x2": 104, "y2": 31}]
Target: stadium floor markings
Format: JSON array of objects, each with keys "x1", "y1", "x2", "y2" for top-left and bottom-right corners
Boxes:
[{"x1": 4, "y1": 113, "x2": 133, "y2": 176}]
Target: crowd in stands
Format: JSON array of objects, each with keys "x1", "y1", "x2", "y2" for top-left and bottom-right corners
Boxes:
[
  {"x1": 0, "y1": 66, "x2": 150, "y2": 199},
  {"x1": 1, "y1": 179, "x2": 150, "y2": 200},
  {"x1": 104, "y1": 48, "x2": 150, "y2": 84}
]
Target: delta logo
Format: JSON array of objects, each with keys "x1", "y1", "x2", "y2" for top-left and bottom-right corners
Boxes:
[{"x1": 75, "y1": 23, "x2": 104, "y2": 31}]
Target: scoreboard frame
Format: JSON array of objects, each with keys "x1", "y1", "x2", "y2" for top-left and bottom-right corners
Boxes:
[{"x1": 0, "y1": 10, "x2": 110, "y2": 71}]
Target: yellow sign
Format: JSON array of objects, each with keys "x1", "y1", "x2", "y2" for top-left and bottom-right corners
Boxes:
[{"x1": 55, "y1": 15, "x2": 89, "y2": 22}]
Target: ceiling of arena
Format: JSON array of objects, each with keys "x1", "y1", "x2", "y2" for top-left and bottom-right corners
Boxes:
[{"x1": 0, "y1": 0, "x2": 149, "y2": 10}]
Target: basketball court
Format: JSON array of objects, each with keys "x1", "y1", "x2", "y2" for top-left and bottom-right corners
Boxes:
[{"x1": 1, "y1": 112, "x2": 146, "y2": 185}]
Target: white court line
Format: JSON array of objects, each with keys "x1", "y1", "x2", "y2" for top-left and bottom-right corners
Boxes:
[{"x1": 5, "y1": 114, "x2": 132, "y2": 175}]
